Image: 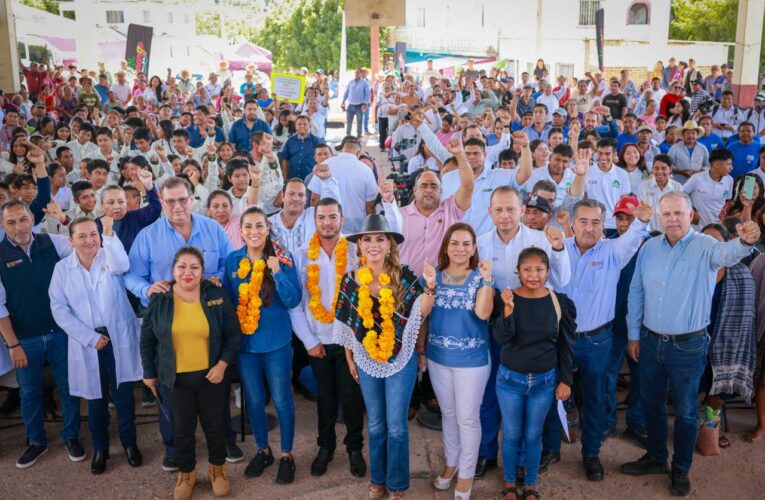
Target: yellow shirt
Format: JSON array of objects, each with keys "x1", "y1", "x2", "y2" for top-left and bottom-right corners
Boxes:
[{"x1": 171, "y1": 296, "x2": 210, "y2": 373}]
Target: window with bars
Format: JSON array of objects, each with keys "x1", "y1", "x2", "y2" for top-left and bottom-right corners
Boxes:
[
  {"x1": 555, "y1": 63, "x2": 575, "y2": 80},
  {"x1": 142, "y1": 10, "x2": 151, "y2": 23},
  {"x1": 578, "y1": 0, "x2": 601, "y2": 26},
  {"x1": 105, "y1": 10, "x2": 124, "y2": 23},
  {"x1": 416, "y1": 7, "x2": 426, "y2": 28}
]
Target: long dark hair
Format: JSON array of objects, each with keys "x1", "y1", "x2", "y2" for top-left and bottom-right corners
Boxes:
[
  {"x1": 274, "y1": 110, "x2": 295, "y2": 136},
  {"x1": 240, "y1": 207, "x2": 277, "y2": 307},
  {"x1": 730, "y1": 173, "x2": 765, "y2": 216},
  {"x1": 437, "y1": 223, "x2": 479, "y2": 271},
  {"x1": 617, "y1": 142, "x2": 647, "y2": 173}
]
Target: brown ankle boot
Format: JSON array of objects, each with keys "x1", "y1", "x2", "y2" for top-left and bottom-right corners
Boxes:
[
  {"x1": 173, "y1": 470, "x2": 197, "y2": 500},
  {"x1": 209, "y1": 464, "x2": 231, "y2": 497}
]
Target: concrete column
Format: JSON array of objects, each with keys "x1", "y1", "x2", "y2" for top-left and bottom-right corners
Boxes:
[
  {"x1": 0, "y1": 0, "x2": 21, "y2": 93},
  {"x1": 370, "y1": 25, "x2": 380, "y2": 82},
  {"x1": 732, "y1": 0, "x2": 765, "y2": 106}
]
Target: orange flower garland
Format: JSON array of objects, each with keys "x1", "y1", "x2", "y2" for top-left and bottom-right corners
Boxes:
[
  {"x1": 306, "y1": 233, "x2": 349, "y2": 323},
  {"x1": 236, "y1": 258, "x2": 267, "y2": 335},
  {"x1": 357, "y1": 268, "x2": 397, "y2": 362}
]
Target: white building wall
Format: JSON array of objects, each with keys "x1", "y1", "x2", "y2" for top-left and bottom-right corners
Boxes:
[{"x1": 397, "y1": 0, "x2": 730, "y2": 80}]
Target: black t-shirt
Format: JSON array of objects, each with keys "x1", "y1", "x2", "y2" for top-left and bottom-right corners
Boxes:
[{"x1": 601, "y1": 93, "x2": 628, "y2": 119}]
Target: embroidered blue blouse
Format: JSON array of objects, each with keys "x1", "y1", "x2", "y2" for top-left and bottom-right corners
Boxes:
[{"x1": 425, "y1": 268, "x2": 490, "y2": 368}]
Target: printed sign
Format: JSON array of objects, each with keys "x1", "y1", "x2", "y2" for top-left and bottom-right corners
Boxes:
[{"x1": 270, "y1": 73, "x2": 306, "y2": 104}]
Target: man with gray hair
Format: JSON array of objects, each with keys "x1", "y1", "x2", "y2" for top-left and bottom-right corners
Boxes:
[
  {"x1": 540, "y1": 196, "x2": 652, "y2": 480},
  {"x1": 622, "y1": 191, "x2": 760, "y2": 496}
]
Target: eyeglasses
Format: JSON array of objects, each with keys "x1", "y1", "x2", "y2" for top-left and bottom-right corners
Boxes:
[{"x1": 163, "y1": 196, "x2": 190, "y2": 206}]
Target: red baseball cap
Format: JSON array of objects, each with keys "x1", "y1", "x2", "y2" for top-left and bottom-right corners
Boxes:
[{"x1": 613, "y1": 195, "x2": 639, "y2": 217}]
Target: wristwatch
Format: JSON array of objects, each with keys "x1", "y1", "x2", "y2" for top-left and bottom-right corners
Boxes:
[{"x1": 482, "y1": 279, "x2": 495, "y2": 288}]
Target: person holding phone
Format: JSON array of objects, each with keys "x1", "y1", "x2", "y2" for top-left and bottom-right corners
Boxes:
[{"x1": 140, "y1": 246, "x2": 241, "y2": 500}]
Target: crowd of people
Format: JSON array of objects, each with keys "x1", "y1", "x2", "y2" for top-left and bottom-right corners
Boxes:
[{"x1": 0, "y1": 53, "x2": 764, "y2": 500}]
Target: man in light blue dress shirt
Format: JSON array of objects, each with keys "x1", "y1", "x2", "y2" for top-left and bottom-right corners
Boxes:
[
  {"x1": 541, "y1": 197, "x2": 651, "y2": 481},
  {"x1": 124, "y1": 177, "x2": 238, "y2": 471},
  {"x1": 341, "y1": 68, "x2": 371, "y2": 138},
  {"x1": 621, "y1": 191, "x2": 759, "y2": 496}
]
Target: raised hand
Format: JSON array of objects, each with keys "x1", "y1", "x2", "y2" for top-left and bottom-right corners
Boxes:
[
  {"x1": 556, "y1": 209, "x2": 570, "y2": 228},
  {"x1": 630, "y1": 200, "x2": 653, "y2": 223},
  {"x1": 267, "y1": 256, "x2": 280, "y2": 275},
  {"x1": 379, "y1": 178, "x2": 395, "y2": 204},
  {"x1": 43, "y1": 202, "x2": 65, "y2": 223},
  {"x1": 136, "y1": 168, "x2": 154, "y2": 189},
  {"x1": 738, "y1": 220, "x2": 762, "y2": 246},
  {"x1": 544, "y1": 226, "x2": 564, "y2": 251},
  {"x1": 501, "y1": 288, "x2": 514, "y2": 317},
  {"x1": 422, "y1": 261, "x2": 437, "y2": 289},
  {"x1": 185, "y1": 166, "x2": 200, "y2": 186},
  {"x1": 313, "y1": 162, "x2": 331, "y2": 181},
  {"x1": 478, "y1": 259, "x2": 492, "y2": 281},
  {"x1": 26, "y1": 147, "x2": 45, "y2": 166},
  {"x1": 248, "y1": 163, "x2": 262, "y2": 186},
  {"x1": 511, "y1": 131, "x2": 529, "y2": 148},
  {"x1": 571, "y1": 148, "x2": 593, "y2": 176},
  {"x1": 446, "y1": 137, "x2": 464, "y2": 155},
  {"x1": 101, "y1": 215, "x2": 114, "y2": 236}
]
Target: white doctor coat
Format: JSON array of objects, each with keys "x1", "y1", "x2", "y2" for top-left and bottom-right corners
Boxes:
[{"x1": 49, "y1": 235, "x2": 142, "y2": 400}]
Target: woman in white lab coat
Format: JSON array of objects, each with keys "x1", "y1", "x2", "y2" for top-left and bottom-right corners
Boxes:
[{"x1": 48, "y1": 216, "x2": 143, "y2": 475}]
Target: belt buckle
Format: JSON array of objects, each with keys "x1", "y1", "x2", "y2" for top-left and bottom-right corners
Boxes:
[{"x1": 661, "y1": 334, "x2": 670, "y2": 342}]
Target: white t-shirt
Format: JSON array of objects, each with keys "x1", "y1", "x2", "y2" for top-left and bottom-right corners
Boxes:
[
  {"x1": 110, "y1": 82, "x2": 131, "y2": 103},
  {"x1": 306, "y1": 152, "x2": 379, "y2": 233},
  {"x1": 682, "y1": 170, "x2": 733, "y2": 227},
  {"x1": 584, "y1": 165, "x2": 632, "y2": 229},
  {"x1": 309, "y1": 106, "x2": 329, "y2": 139},
  {"x1": 536, "y1": 94, "x2": 559, "y2": 122},
  {"x1": 522, "y1": 166, "x2": 576, "y2": 207},
  {"x1": 637, "y1": 177, "x2": 683, "y2": 231}
]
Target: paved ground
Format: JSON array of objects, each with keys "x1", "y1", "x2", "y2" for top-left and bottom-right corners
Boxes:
[{"x1": 1, "y1": 120, "x2": 763, "y2": 499}]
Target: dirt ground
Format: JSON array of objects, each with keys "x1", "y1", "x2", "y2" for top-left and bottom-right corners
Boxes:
[{"x1": 0, "y1": 386, "x2": 761, "y2": 500}]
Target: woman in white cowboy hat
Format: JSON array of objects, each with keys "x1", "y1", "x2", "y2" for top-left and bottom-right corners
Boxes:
[{"x1": 334, "y1": 214, "x2": 424, "y2": 499}]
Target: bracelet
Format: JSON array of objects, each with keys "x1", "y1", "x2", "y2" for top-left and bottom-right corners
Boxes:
[{"x1": 7, "y1": 343, "x2": 19, "y2": 349}]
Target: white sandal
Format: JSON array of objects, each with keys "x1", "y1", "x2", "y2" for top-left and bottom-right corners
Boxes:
[{"x1": 433, "y1": 469, "x2": 458, "y2": 490}]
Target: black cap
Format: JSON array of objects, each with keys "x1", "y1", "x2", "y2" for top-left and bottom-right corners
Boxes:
[
  {"x1": 524, "y1": 195, "x2": 552, "y2": 214},
  {"x1": 335, "y1": 135, "x2": 361, "y2": 151}
]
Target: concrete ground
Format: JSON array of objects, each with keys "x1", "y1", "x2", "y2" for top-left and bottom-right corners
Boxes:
[{"x1": 1, "y1": 119, "x2": 763, "y2": 499}]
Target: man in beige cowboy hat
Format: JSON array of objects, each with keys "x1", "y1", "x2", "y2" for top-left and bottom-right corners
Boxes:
[{"x1": 668, "y1": 120, "x2": 709, "y2": 184}]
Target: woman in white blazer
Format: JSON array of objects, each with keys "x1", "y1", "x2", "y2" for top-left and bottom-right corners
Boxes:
[{"x1": 48, "y1": 216, "x2": 143, "y2": 475}]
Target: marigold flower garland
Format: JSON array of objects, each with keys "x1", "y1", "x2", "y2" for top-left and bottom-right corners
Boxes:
[
  {"x1": 357, "y1": 267, "x2": 396, "y2": 362},
  {"x1": 236, "y1": 258, "x2": 267, "y2": 335},
  {"x1": 306, "y1": 233, "x2": 349, "y2": 323}
]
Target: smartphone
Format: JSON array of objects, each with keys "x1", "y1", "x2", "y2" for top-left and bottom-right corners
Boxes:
[{"x1": 743, "y1": 175, "x2": 756, "y2": 200}]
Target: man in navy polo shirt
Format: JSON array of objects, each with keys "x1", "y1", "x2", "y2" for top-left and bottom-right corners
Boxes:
[
  {"x1": 228, "y1": 99, "x2": 272, "y2": 152},
  {"x1": 0, "y1": 201, "x2": 85, "y2": 469}
]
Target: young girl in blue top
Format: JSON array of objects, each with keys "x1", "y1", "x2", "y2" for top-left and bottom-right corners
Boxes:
[
  {"x1": 420, "y1": 223, "x2": 496, "y2": 500},
  {"x1": 222, "y1": 207, "x2": 301, "y2": 485}
]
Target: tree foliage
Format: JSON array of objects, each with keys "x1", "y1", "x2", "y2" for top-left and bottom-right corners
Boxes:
[
  {"x1": 254, "y1": 0, "x2": 388, "y2": 72},
  {"x1": 669, "y1": 0, "x2": 765, "y2": 69},
  {"x1": 18, "y1": 0, "x2": 60, "y2": 15}
]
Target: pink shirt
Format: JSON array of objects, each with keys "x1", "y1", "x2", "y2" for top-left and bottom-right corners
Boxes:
[
  {"x1": 222, "y1": 204, "x2": 256, "y2": 250},
  {"x1": 399, "y1": 195, "x2": 465, "y2": 275}
]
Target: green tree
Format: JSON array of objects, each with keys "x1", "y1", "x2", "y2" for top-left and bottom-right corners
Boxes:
[
  {"x1": 254, "y1": 0, "x2": 388, "y2": 73},
  {"x1": 669, "y1": 0, "x2": 765, "y2": 69},
  {"x1": 18, "y1": 0, "x2": 60, "y2": 15}
]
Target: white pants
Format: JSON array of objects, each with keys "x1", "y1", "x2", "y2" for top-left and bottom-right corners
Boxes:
[{"x1": 428, "y1": 358, "x2": 491, "y2": 480}]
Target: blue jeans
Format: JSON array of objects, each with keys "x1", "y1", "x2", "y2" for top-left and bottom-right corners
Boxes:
[
  {"x1": 16, "y1": 332, "x2": 80, "y2": 446},
  {"x1": 478, "y1": 336, "x2": 502, "y2": 460},
  {"x1": 346, "y1": 104, "x2": 364, "y2": 137},
  {"x1": 640, "y1": 331, "x2": 709, "y2": 472},
  {"x1": 542, "y1": 329, "x2": 612, "y2": 457},
  {"x1": 358, "y1": 354, "x2": 418, "y2": 493},
  {"x1": 363, "y1": 105, "x2": 370, "y2": 133},
  {"x1": 88, "y1": 340, "x2": 136, "y2": 452},
  {"x1": 238, "y1": 343, "x2": 295, "y2": 452},
  {"x1": 605, "y1": 330, "x2": 645, "y2": 431},
  {"x1": 496, "y1": 365, "x2": 556, "y2": 487}
]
